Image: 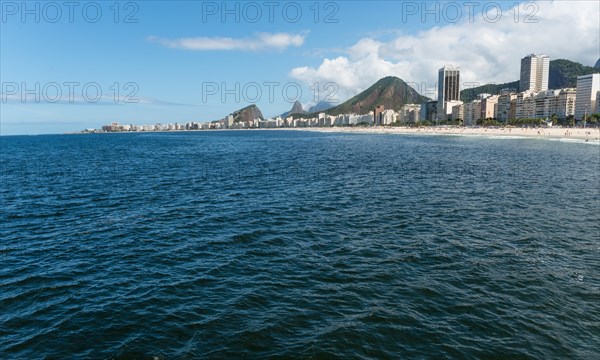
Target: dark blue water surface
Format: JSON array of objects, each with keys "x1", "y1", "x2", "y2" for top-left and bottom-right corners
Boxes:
[{"x1": 1, "y1": 130, "x2": 599, "y2": 359}]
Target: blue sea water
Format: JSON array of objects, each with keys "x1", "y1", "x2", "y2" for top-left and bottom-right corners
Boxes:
[{"x1": 1, "y1": 130, "x2": 599, "y2": 359}]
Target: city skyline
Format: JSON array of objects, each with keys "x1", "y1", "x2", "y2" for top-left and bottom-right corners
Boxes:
[
  {"x1": 91, "y1": 66, "x2": 599, "y2": 134},
  {"x1": 1, "y1": 0, "x2": 599, "y2": 135},
  {"x1": 6, "y1": 48, "x2": 600, "y2": 134},
  {"x1": 88, "y1": 48, "x2": 600, "y2": 132}
]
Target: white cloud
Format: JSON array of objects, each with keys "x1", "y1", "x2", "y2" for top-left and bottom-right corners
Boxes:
[
  {"x1": 290, "y1": 0, "x2": 600, "y2": 101},
  {"x1": 148, "y1": 32, "x2": 307, "y2": 51}
]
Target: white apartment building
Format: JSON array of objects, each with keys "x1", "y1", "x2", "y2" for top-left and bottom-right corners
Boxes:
[
  {"x1": 480, "y1": 95, "x2": 499, "y2": 120},
  {"x1": 574, "y1": 74, "x2": 600, "y2": 120},
  {"x1": 225, "y1": 115, "x2": 234, "y2": 128},
  {"x1": 464, "y1": 100, "x2": 481, "y2": 126},
  {"x1": 520, "y1": 54, "x2": 550, "y2": 92},
  {"x1": 441, "y1": 100, "x2": 463, "y2": 120},
  {"x1": 451, "y1": 103, "x2": 464, "y2": 121},
  {"x1": 497, "y1": 93, "x2": 517, "y2": 122},
  {"x1": 348, "y1": 114, "x2": 373, "y2": 125},
  {"x1": 507, "y1": 88, "x2": 577, "y2": 121},
  {"x1": 534, "y1": 90, "x2": 561, "y2": 119},
  {"x1": 398, "y1": 104, "x2": 421, "y2": 124},
  {"x1": 381, "y1": 109, "x2": 397, "y2": 125},
  {"x1": 515, "y1": 91, "x2": 536, "y2": 119},
  {"x1": 557, "y1": 88, "x2": 577, "y2": 119}
]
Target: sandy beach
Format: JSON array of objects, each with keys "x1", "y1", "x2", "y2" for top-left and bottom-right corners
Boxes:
[{"x1": 288, "y1": 126, "x2": 600, "y2": 142}]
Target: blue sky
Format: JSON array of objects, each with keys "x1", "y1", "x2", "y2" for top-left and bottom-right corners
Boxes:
[{"x1": 1, "y1": 0, "x2": 599, "y2": 135}]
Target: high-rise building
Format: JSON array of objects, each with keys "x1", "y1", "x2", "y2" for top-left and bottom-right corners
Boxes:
[
  {"x1": 520, "y1": 54, "x2": 550, "y2": 92},
  {"x1": 373, "y1": 105, "x2": 385, "y2": 125},
  {"x1": 381, "y1": 109, "x2": 397, "y2": 125},
  {"x1": 421, "y1": 100, "x2": 438, "y2": 122},
  {"x1": 534, "y1": 90, "x2": 561, "y2": 119},
  {"x1": 497, "y1": 93, "x2": 517, "y2": 122},
  {"x1": 557, "y1": 88, "x2": 577, "y2": 119},
  {"x1": 464, "y1": 100, "x2": 481, "y2": 126},
  {"x1": 438, "y1": 65, "x2": 460, "y2": 121},
  {"x1": 225, "y1": 115, "x2": 234, "y2": 128},
  {"x1": 515, "y1": 90, "x2": 536, "y2": 119},
  {"x1": 398, "y1": 104, "x2": 421, "y2": 124},
  {"x1": 451, "y1": 103, "x2": 464, "y2": 122},
  {"x1": 481, "y1": 95, "x2": 499, "y2": 120},
  {"x1": 574, "y1": 74, "x2": 600, "y2": 120},
  {"x1": 444, "y1": 100, "x2": 463, "y2": 121}
]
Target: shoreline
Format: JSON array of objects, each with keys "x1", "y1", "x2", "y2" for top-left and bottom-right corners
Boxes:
[
  {"x1": 58, "y1": 126, "x2": 600, "y2": 143},
  {"x1": 280, "y1": 126, "x2": 600, "y2": 142}
]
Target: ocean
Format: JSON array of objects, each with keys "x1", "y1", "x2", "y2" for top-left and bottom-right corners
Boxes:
[{"x1": 1, "y1": 130, "x2": 599, "y2": 359}]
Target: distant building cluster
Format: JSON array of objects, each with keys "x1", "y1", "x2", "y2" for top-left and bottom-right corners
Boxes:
[
  {"x1": 210, "y1": 106, "x2": 423, "y2": 130},
  {"x1": 448, "y1": 87, "x2": 579, "y2": 126},
  {"x1": 93, "y1": 54, "x2": 600, "y2": 133},
  {"x1": 434, "y1": 54, "x2": 600, "y2": 125},
  {"x1": 95, "y1": 103, "x2": 426, "y2": 132},
  {"x1": 101, "y1": 123, "x2": 188, "y2": 132}
]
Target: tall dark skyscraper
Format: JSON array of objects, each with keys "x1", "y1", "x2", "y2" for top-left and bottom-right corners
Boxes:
[{"x1": 438, "y1": 65, "x2": 460, "y2": 121}]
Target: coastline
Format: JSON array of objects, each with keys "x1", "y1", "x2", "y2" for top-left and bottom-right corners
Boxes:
[
  {"x1": 63, "y1": 126, "x2": 600, "y2": 144},
  {"x1": 282, "y1": 126, "x2": 600, "y2": 142}
]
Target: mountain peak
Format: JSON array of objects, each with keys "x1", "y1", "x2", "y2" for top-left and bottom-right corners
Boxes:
[
  {"x1": 323, "y1": 76, "x2": 429, "y2": 116},
  {"x1": 376, "y1": 76, "x2": 406, "y2": 84},
  {"x1": 281, "y1": 100, "x2": 306, "y2": 118},
  {"x1": 289, "y1": 100, "x2": 304, "y2": 114},
  {"x1": 231, "y1": 104, "x2": 264, "y2": 123},
  {"x1": 308, "y1": 101, "x2": 335, "y2": 113}
]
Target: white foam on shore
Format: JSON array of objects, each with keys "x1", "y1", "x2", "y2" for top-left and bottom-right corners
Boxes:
[
  {"x1": 419, "y1": 133, "x2": 530, "y2": 140},
  {"x1": 476, "y1": 135, "x2": 531, "y2": 140},
  {"x1": 545, "y1": 137, "x2": 600, "y2": 145},
  {"x1": 434, "y1": 133, "x2": 600, "y2": 145}
]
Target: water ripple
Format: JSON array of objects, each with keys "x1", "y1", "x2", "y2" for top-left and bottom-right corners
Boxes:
[{"x1": 1, "y1": 132, "x2": 598, "y2": 359}]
